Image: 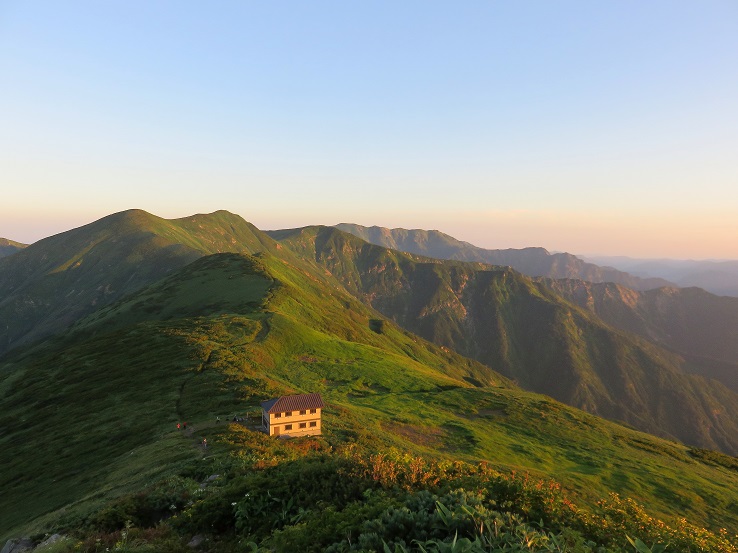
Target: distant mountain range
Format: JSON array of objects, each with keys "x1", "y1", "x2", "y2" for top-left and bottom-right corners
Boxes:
[
  {"x1": 582, "y1": 255, "x2": 738, "y2": 297},
  {"x1": 333, "y1": 223, "x2": 738, "y2": 393},
  {"x1": 335, "y1": 224, "x2": 674, "y2": 291}
]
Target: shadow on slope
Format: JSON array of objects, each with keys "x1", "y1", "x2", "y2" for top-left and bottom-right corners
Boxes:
[
  {"x1": 0, "y1": 209, "x2": 280, "y2": 357},
  {"x1": 270, "y1": 226, "x2": 738, "y2": 456}
]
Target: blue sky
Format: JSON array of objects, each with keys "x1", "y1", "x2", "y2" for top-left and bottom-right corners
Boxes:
[{"x1": 2, "y1": 1, "x2": 737, "y2": 257}]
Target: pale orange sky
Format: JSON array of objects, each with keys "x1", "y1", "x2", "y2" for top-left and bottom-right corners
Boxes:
[{"x1": 3, "y1": 206, "x2": 737, "y2": 260}]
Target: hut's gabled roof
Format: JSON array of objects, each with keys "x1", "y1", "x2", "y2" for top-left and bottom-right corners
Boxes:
[{"x1": 261, "y1": 393, "x2": 324, "y2": 414}]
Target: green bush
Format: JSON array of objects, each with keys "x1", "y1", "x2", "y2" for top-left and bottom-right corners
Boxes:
[
  {"x1": 31, "y1": 443, "x2": 738, "y2": 553},
  {"x1": 84, "y1": 476, "x2": 200, "y2": 532}
]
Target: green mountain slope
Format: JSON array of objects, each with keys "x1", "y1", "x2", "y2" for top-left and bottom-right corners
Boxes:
[
  {"x1": 546, "y1": 280, "x2": 738, "y2": 392},
  {"x1": 334, "y1": 223, "x2": 673, "y2": 291},
  {"x1": 0, "y1": 238, "x2": 27, "y2": 258},
  {"x1": 270, "y1": 225, "x2": 738, "y2": 455},
  {"x1": 2, "y1": 250, "x2": 738, "y2": 550},
  {"x1": 0, "y1": 248, "x2": 498, "y2": 539},
  {"x1": 0, "y1": 209, "x2": 279, "y2": 357}
]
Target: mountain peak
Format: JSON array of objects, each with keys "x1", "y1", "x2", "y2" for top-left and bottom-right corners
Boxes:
[{"x1": 0, "y1": 210, "x2": 279, "y2": 357}]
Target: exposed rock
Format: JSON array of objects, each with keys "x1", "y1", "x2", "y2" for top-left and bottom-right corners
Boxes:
[
  {"x1": 187, "y1": 535, "x2": 205, "y2": 548},
  {"x1": 36, "y1": 534, "x2": 65, "y2": 549},
  {"x1": 1, "y1": 538, "x2": 33, "y2": 553},
  {"x1": 199, "y1": 473, "x2": 220, "y2": 488}
]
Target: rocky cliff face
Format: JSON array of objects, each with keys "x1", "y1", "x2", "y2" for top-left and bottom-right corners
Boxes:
[
  {"x1": 334, "y1": 223, "x2": 674, "y2": 291},
  {"x1": 547, "y1": 279, "x2": 738, "y2": 392}
]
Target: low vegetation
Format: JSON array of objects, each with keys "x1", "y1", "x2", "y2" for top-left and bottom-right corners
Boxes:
[{"x1": 28, "y1": 435, "x2": 738, "y2": 552}]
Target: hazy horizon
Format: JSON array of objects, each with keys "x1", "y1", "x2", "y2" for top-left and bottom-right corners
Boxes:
[
  {"x1": 3, "y1": 208, "x2": 737, "y2": 263},
  {"x1": 2, "y1": 2, "x2": 737, "y2": 259}
]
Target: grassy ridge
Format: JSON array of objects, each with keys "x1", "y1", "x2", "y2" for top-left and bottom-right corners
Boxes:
[
  {"x1": 0, "y1": 210, "x2": 280, "y2": 356},
  {"x1": 0, "y1": 252, "x2": 500, "y2": 538},
  {"x1": 3, "y1": 252, "x2": 738, "y2": 545},
  {"x1": 0, "y1": 237, "x2": 27, "y2": 258}
]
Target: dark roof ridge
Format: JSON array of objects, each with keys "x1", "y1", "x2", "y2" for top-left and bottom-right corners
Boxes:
[{"x1": 261, "y1": 392, "x2": 324, "y2": 414}]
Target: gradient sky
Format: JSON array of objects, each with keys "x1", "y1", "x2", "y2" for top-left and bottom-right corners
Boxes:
[{"x1": 2, "y1": 1, "x2": 737, "y2": 258}]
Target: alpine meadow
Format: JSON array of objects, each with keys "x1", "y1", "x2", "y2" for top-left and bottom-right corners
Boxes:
[
  {"x1": 3, "y1": 3, "x2": 738, "y2": 552},
  {"x1": 2, "y1": 210, "x2": 738, "y2": 553}
]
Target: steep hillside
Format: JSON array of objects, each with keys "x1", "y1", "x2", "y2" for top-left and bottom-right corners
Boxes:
[
  {"x1": 0, "y1": 209, "x2": 280, "y2": 357},
  {"x1": 334, "y1": 223, "x2": 673, "y2": 291},
  {"x1": 546, "y1": 280, "x2": 738, "y2": 392},
  {"x1": 3, "y1": 251, "x2": 738, "y2": 550},
  {"x1": 0, "y1": 238, "x2": 27, "y2": 258},
  {"x1": 0, "y1": 250, "x2": 499, "y2": 538},
  {"x1": 271, "y1": 225, "x2": 738, "y2": 455}
]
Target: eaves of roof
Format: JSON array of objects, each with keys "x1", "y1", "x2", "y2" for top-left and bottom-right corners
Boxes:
[{"x1": 261, "y1": 393, "x2": 324, "y2": 414}]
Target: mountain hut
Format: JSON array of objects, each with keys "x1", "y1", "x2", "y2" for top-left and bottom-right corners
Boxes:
[{"x1": 260, "y1": 393, "x2": 324, "y2": 437}]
